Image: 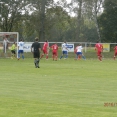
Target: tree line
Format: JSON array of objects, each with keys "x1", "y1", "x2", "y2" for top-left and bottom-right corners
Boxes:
[{"x1": 0, "y1": 0, "x2": 117, "y2": 42}]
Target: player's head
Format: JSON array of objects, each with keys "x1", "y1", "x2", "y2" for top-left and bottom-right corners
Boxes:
[
  {"x1": 45, "y1": 40, "x2": 48, "y2": 42},
  {"x1": 96, "y1": 40, "x2": 100, "y2": 43},
  {"x1": 64, "y1": 40, "x2": 66, "y2": 43},
  {"x1": 55, "y1": 42, "x2": 57, "y2": 44},
  {"x1": 79, "y1": 43, "x2": 82, "y2": 46},
  {"x1": 35, "y1": 37, "x2": 39, "y2": 41},
  {"x1": 20, "y1": 38, "x2": 23, "y2": 41},
  {"x1": 4, "y1": 34, "x2": 9, "y2": 38}
]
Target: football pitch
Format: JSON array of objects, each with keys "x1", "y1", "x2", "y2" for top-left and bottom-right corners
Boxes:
[{"x1": 0, "y1": 58, "x2": 117, "y2": 117}]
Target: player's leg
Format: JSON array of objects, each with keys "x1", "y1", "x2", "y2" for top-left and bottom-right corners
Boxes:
[
  {"x1": 60, "y1": 51, "x2": 64, "y2": 59},
  {"x1": 12, "y1": 50, "x2": 16, "y2": 59},
  {"x1": 78, "y1": 54, "x2": 81, "y2": 60},
  {"x1": 34, "y1": 58, "x2": 37, "y2": 67},
  {"x1": 114, "y1": 53, "x2": 115, "y2": 60},
  {"x1": 45, "y1": 49, "x2": 49, "y2": 59},
  {"x1": 36, "y1": 58, "x2": 40, "y2": 68},
  {"x1": 114, "y1": 52, "x2": 117, "y2": 60},
  {"x1": 21, "y1": 50, "x2": 24, "y2": 59},
  {"x1": 34, "y1": 58, "x2": 39, "y2": 68},
  {"x1": 74, "y1": 52, "x2": 78, "y2": 60},
  {"x1": 64, "y1": 51, "x2": 68, "y2": 59},
  {"x1": 55, "y1": 52, "x2": 58, "y2": 61},
  {"x1": 77, "y1": 52, "x2": 81, "y2": 60},
  {"x1": 11, "y1": 50, "x2": 13, "y2": 59},
  {"x1": 99, "y1": 52, "x2": 102, "y2": 61},
  {"x1": 52, "y1": 52, "x2": 54, "y2": 60},
  {"x1": 18, "y1": 50, "x2": 21, "y2": 60},
  {"x1": 33, "y1": 52, "x2": 39, "y2": 68},
  {"x1": 40, "y1": 50, "x2": 45, "y2": 59},
  {"x1": 74, "y1": 52, "x2": 77, "y2": 60},
  {"x1": 82, "y1": 53, "x2": 86, "y2": 60},
  {"x1": 97, "y1": 51, "x2": 102, "y2": 61},
  {"x1": 13, "y1": 50, "x2": 16, "y2": 58},
  {"x1": 36, "y1": 52, "x2": 40, "y2": 68},
  {"x1": 46, "y1": 53, "x2": 48, "y2": 59}
]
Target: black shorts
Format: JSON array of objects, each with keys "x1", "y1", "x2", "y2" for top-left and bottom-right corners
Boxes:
[
  {"x1": 33, "y1": 51, "x2": 40, "y2": 58},
  {"x1": 11, "y1": 50, "x2": 16, "y2": 54}
]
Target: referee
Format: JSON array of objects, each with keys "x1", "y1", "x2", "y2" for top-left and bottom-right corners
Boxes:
[{"x1": 31, "y1": 37, "x2": 41, "y2": 68}]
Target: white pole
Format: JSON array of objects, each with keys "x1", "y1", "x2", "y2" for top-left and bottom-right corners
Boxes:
[
  {"x1": 17, "y1": 32, "x2": 19, "y2": 58},
  {"x1": 5, "y1": 41, "x2": 6, "y2": 53},
  {"x1": 85, "y1": 43, "x2": 87, "y2": 52}
]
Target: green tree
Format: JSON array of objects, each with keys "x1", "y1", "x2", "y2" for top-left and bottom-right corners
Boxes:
[
  {"x1": 45, "y1": 6, "x2": 71, "y2": 41},
  {"x1": 98, "y1": 0, "x2": 117, "y2": 42},
  {"x1": 0, "y1": 0, "x2": 29, "y2": 32}
]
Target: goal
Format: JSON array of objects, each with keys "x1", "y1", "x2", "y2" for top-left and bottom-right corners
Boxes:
[{"x1": 0, "y1": 32, "x2": 19, "y2": 58}]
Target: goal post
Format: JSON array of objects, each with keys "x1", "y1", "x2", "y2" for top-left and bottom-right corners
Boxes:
[{"x1": 0, "y1": 32, "x2": 19, "y2": 58}]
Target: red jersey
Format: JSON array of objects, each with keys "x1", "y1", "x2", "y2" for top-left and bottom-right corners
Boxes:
[
  {"x1": 74, "y1": 46, "x2": 78, "y2": 53},
  {"x1": 43, "y1": 42, "x2": 48, "y2": 50},
  {"x1": 114, "y1": 46, "x2": 117, "y2": 53},
  {"x1": 95, "y1": 43, "x2": 103, "y2": 52},
  {"x1": 51, "y1": 44, "x2": 58, "y2": 52}
]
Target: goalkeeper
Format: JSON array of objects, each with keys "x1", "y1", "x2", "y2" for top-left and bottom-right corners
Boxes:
[{"x1": 10, "y1": 42, "x2": 16, "y2": 59}]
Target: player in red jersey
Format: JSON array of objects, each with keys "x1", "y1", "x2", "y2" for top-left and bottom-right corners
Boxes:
[
  {"x1": 50, "y1": 43, "x2": 59, "y2": 61},
  {"x1": 114, "y1": 44, "x2": 117, "y2": 60},
  {"x1": 95, "y1": 41, "x2": 103, "y2": 61},
  {"x1": 40, "y1": 40, "x2": 49, "y2": 59}
]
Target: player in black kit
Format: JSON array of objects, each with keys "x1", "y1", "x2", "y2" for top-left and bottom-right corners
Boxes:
[{"x1": 31, "y1": 37, "x2": 41, "y2": 68}]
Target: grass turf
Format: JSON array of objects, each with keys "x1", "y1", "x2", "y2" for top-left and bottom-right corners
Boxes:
[{"x1": 0, "y1": 58, "x2": 117, "y2": 117}]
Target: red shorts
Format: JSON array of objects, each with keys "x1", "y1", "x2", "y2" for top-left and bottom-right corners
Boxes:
[
  {"x1": 97, "y1": 51, "x2": 102, "y2": 56},
  {"x1": 114, "y1": 52, "x2": 117, "y2": 56},
  {"x1": 43, "y1": 49, "x2": 48, "y2": 54},
  {"x1": 52, "y1": 50, "x2": 57, "y2": 56}
]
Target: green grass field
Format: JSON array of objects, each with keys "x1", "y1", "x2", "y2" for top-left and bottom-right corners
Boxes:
[{"x1": 0, "y1": 57, "x2": 117, "y2": 117}]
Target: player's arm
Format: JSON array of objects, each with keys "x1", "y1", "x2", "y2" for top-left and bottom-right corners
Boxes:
[
  {"x1": 31, "y1": 43, "x2": 34, "y2": 53},
  {"x1": 64, "y1": 45, "x2": 69, "y2": 51},
  {"x1": 101, "y1": 45, "x2": 103, "y2": 52},
  {"x1": 95, "y1": 45, "x2": 97, "y2": 51},
  {"x1": 39, "y1": 47, "x2": 41, "y2": 58},
  {"x1": 38, "y1": 43, "x2": 41, "y2": 54},
  {"x1": 66, "y1": 47, "x2": 69, "y2": 51},
  {"x1": 47, "y1": 45, "x2": 50, "y2": 49},
  {"x1": 31, "y1": 46, "x2": 33, "y2": 53},
  {"x1": 18, "y1": 45, "x2": 19, "y2": 50},
  {"x1": 39, "y1": 48, "x2": 41, "y2": 52},
  {"x1": 50, "y1": 45, "x2": 53, "y2": 51}
]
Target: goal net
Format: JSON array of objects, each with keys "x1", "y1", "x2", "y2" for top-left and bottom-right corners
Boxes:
[{"x1": 0, "y1": 32, "x2": 19, "y2": 58}]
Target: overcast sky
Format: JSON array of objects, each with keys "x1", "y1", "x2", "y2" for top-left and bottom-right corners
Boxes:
[
  {"x1": 54, "y1": 0, "x2": 76, "y2": 17},
  {"x1": 54, "y1": 0, "x2": 71, "y2": 4}
]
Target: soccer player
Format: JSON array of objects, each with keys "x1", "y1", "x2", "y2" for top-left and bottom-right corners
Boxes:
[
  {"x1": 31, "y1": 37, "x2": 41, "y2": 68},
  {"x1": 95, "y1": 41, "x2": 103, "y2": 61},
  {"x1": 60, "y1": 41, "x2": 69, "y2": 59},
  {"x1": 114, "y1": 44, "x2": 117, "y2": 60},
  {"x1": 40, "y1": 40, "x2": 49, "y2": 60},
  {"x1": 3, "y1": 35, "x2": 9, "y2": 53},
  {"x1": 50, "y1": 43, "x2": 59, "y2": 61},
  {"x1": 74, "y1": 44, "x2": 86, "y2": 60},
  {"x1": 10, "y1": 42, "x2": 16, "y2": 59},
  {"x1": 17, "y1": 39, "x2": 25, "y2": 60}
]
